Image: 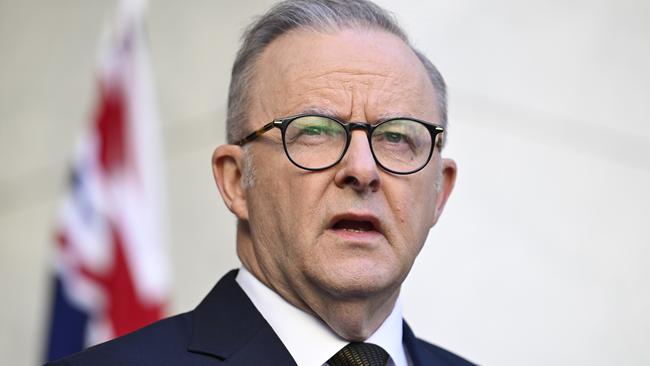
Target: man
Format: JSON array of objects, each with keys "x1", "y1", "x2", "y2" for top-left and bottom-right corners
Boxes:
[{"x1": 48, "y1": 0, "x2": 473, "y2": 365}]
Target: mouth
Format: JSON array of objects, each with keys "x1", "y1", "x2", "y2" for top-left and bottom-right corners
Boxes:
[
  {"x1": 332, "y1": 219, "x2": 376, "y2": 233},
  {"x1": 328, "y1": 213, "x2": 383, "y2": 239}
]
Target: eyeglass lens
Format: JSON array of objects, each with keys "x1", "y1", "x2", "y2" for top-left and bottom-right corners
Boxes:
[{"x1": 283, "y1": 115, "x2": 433, "y2": 173}]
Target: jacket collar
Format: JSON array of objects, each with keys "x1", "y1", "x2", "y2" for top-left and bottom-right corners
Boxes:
[
  {"x1": 403, "y1": 321, "x2": 428, "y2": 366},
  {"x1": 187, "y1": 269, "x2": 297, "y2": 365},
  {"x1": 187, "y1": 269, "x2": 431, "y2": 365}
]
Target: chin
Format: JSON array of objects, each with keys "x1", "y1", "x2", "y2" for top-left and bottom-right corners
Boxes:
[{"x1": 312, "y1": 258, "x2": 402, "y2": 298}]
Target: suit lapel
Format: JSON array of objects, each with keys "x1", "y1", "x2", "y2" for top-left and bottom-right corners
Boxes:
[
  {"x1": 187, "y1": 270, "x2": 297, "y2": 365},
  {"x1": 403, "y1": 321, "x2": 428, "y2": 366}
]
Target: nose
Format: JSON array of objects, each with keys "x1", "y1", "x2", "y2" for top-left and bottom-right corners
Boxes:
[{"x1": 334, "y1": 130, "x2": 380, "y2": 193}]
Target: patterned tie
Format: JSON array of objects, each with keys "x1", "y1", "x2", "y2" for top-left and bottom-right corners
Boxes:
[{"x1": 328, "y1": 342, "x2": 389, "y2": 366}]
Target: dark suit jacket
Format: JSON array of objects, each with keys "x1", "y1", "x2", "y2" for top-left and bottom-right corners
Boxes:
[{"x1": 47, "y1": 270, "x2": 475, "y2": 365}]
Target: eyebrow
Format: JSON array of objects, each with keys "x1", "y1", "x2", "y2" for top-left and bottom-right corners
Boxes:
[
  {"x1": 295, "y1": 107, "x2": 418, "y2": 124},
  {"x1": 376, "y1": 111, "x2": 417, "y2": 121},
  {"x1": 297, "y1": 106, "x2": 341, "y2": 118}
]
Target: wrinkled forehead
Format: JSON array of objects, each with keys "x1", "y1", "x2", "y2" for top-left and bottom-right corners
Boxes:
[{"x1": 249, "y1": 27, "x2": 439, "y2": 125}]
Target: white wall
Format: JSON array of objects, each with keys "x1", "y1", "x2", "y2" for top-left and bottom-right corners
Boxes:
[{"x1": 1, "y1": 0, "x2": 648, "y2": 365}]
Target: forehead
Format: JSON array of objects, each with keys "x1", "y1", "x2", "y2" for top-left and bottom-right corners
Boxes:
[{"x1": 251, "y1": 27, "x2": 439, "y2": 124}]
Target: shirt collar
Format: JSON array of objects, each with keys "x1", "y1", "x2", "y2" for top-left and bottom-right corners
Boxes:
[{"x1": 236, "y1": 266, "x2": 407, "y2": 366}]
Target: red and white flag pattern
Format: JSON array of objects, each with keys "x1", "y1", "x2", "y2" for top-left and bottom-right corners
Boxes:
[{"x1": 45, "y1": 0, "x2": 168, "y2": 361}]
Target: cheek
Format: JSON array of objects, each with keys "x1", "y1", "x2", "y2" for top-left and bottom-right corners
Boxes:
[
  {"x1": 386, "y1": 177, "x2": 438, "y2": 245},
  {"x1": 256, "y1": 168, "x2": 331, "y2": 243},
  {"x1": 285, "y1": 174, "x2": 331, "y2": 227}
]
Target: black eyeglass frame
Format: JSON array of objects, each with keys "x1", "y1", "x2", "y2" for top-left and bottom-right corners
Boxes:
[{"x1": 236, "y1": 113, "x2": 445, "y2": 175}]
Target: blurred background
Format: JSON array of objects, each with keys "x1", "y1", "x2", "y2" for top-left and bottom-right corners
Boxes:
[{"x1": 1, "y1": 0, "x2": 649, "y2": 365}]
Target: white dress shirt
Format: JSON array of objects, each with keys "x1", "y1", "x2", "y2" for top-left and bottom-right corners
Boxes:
[{"x1": 236, "y1": 266, "x2": 409, "y2": 366}]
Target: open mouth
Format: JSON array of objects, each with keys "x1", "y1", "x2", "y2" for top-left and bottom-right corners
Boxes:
[
  {"x1": 329, "y1": 213, "x2": 383, "y2": 239},
  {"x1": 332, "y1": 219, "x2": 377, "y2": 233}
]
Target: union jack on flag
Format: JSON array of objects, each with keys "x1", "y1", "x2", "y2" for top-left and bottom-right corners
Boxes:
[{"x1": 44, "y1": 0, "x2": 169, "y2": 361}]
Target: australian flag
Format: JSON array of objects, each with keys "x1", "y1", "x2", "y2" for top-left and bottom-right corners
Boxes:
[{"x1": 44, "y1": 0, "x2": 169, "y2": 362}]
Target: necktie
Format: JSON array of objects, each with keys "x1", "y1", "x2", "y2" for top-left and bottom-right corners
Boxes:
[{"x1": 327, "y1": 342, "x2": 389, "y2": 366}]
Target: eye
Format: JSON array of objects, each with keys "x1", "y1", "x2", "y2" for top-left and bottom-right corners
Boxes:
[
  {"x1": 383, "y1": 131, "x2": 407, "y2": 143},
  {"x1": 374, "y1": 130, "x2": 412, "y2": 147},
  {"x1": 372, "y1": 119, "x2": 425, "y2": 155},
  {"x1": 301, "y1": 125, "x2": 328, "y2": 136},
  {"x1": 284, "y1": 116, "x2": 344, "y2": 146}
]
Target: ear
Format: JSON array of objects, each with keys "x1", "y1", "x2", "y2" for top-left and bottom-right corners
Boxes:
[
  {"x1": 212, "y1": 144, "x2": 249, "y2": 221},
  {"x1": 431, "y1": 158, "x2": 457, "y2": 226}
]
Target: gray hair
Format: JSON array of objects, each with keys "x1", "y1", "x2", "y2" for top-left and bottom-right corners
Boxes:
[{"x1": 226, "y1": 0, "x2": 448, "y2": 145}]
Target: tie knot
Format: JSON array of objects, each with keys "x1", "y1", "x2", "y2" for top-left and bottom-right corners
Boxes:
[{"x1": 328, "y1": 342, "x2": 389, "y2": 366}]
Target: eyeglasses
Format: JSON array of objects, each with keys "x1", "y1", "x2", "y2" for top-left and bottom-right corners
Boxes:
[{"x1": 236, "y1": 114, "x2": 445, "y2": 175}]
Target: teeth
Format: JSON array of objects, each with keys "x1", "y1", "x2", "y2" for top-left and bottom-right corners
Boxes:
[{"x1": 343, "y1": 228, "x2": 365, "y2": 233}]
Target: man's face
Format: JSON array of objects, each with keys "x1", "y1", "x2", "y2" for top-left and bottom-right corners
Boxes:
[{"x1": 232, "y1": 28, "x2": 454, "y2": 305}]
